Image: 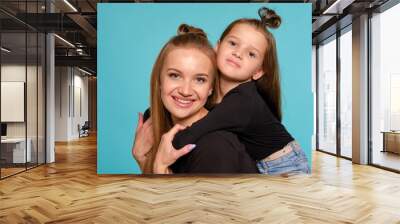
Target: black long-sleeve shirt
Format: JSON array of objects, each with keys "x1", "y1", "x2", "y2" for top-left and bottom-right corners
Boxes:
[
  {"x1": 172, "y1": 81, "x2": 294, "y2": 161},
  {"x1": 143, "y1": 109, "x2": 257, "y2": 173},
  {"x1": 171, "y1": 130, "x2": 258, "y2": 173}
]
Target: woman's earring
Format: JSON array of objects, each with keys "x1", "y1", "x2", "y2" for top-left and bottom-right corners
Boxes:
[{"x1": 208, "y1": 90, "x2": 213, "y2": 96}]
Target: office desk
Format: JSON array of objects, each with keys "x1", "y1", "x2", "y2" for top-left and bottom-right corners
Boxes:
[
  {"x1": 1, "y1": 138, "x2": 31, "y2": 163},
  {"x1": 382, "y1": 131, "x2": 400, "y2": 154}
]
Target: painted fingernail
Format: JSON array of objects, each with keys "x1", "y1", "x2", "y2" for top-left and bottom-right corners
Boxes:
[{"x1": 189, "y1": 144, "x2": 196, "y2": 150}]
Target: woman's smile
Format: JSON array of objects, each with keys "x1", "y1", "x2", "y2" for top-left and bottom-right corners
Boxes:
[{"x1": 171, "y1": 96, "x2": 195, "y2": 108}]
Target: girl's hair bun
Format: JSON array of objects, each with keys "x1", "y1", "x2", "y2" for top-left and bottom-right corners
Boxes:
[
  {"x1": 177, "y1": 24, "x2": 207, "y2": 38},
  {"x1": 258, "y1": 7, "x2": 281, "y2": 29}
]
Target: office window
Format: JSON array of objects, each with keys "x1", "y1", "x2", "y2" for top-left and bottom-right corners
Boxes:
[
  {"x1": 317, "y1": 36, "x2": 337, "y2": 154},
  {"x1": 371, "y1": 3, "x2": 400, "y2": 171},
  {"x1": 339, "y1": 28, "x2": 352, "y2": 158}
]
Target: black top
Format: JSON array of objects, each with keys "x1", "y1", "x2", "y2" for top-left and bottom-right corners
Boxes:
[
  {"x1": 141, "y1": 109, "x2": 257, "y2": 173},
  {"x1": 173, "y1": 81, "x2": 294, "y2": 161},
  {"x1": 171, "y1": 130, "x2": 258, "y2": 173}
]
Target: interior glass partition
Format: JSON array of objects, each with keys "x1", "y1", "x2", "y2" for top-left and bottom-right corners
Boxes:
[
  {"x1": 1, "y1": 31, "x2": 28, "y2": 178},
  {"x1": 0, "y1": 1, "x2": 46, "y2": 179}
]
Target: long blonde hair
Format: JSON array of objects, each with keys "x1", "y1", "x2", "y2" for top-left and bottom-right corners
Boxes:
[{"x1": 143, "y1": 24, "x2": 218, "y2": 173}]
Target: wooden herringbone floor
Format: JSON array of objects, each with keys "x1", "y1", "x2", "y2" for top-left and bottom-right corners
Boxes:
[{"x1": 1, "y1": 134, "x2": 400, "y2": 224}]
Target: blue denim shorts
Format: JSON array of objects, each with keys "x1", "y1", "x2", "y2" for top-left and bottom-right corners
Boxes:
[{"x1": 256, "y1": 141, "x2": 310, "y2": 175}]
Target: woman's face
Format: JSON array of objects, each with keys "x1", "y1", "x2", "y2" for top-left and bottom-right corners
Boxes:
[{"x1": 160, "y1": 47, "x2": 214, "y2": 124}]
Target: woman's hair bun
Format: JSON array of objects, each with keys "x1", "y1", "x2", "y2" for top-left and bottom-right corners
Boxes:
[
  {"x1": 258, "y1": 7, "x2": 281, "y2": 29},
  {"x1": 177, "y1": 24, "x2": 207, "y2": 38}
]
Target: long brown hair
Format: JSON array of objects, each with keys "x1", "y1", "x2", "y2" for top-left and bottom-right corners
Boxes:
[
  {"x1": 219, "y1": 7, "x2": 283, "y2": 121},
  {"x1": 143, "y1": 24, "x2": 218, "y2": 173}
]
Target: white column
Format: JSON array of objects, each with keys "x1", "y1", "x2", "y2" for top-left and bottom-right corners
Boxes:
[
  {"x1": 46, "y1": 33, "x2": 55, "y2": 163},
  {"x1": 46, "y1": 1, "x2": 55, "y2": 163},
  {"x1": 352, "y1": 14, "x2": 369, "y2": 164}
]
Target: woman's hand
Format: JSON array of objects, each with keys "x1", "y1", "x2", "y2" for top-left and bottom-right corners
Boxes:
[
  {"x1": 132, "y1": 112, "x2": 154, "y2": 170},
  {"x1": 153, "y1": 124, "x2": 196, "y2": 174}
]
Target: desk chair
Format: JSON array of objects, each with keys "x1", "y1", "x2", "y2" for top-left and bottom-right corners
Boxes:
[{"x1": 78, "y1": 121, "x2": 90, "y2": 138}]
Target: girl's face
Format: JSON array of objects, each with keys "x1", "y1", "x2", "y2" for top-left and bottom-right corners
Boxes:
[
  {"x1": 216, "y1": 23, "x2": 267, "y2": 82},
  {"x1": 160, "y1": 47, "x2": 214, "y2": 124}
]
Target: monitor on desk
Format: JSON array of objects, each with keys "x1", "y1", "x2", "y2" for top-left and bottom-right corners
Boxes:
[{"x1": 1, "y1": 123, "x2": 7, "y2": 138}]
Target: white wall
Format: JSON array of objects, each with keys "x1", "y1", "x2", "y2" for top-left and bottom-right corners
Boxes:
[
  {"x1": 1, "y1": 82, "x2": 25, "y2": 122},
  {"x1": 1, "y1": 63, "x2": 46, "y2": 164},
  {"x1": 72, "y1": 73, "x2": 89, "y2": 138},
  {"x1": 1, "y1": 65, "x2": 40, "y2": 138},
  {"x1": 1, "y1": 66, "x2": 26, "y2": 133},
  {"x1": 55, "y1": 67, "x2": 89, "y2": 141},
  {"x1": 55, "y1": 66, "x2": 70, "y2": 141}
]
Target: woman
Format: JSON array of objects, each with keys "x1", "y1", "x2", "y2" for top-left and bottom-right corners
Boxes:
[{"x1": 132, "y1": 24, "x2": 258, "y2": 174}]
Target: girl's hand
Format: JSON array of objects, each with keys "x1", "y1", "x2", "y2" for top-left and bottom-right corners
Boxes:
[
  {"x1": 132, "y1": 112, "x2": 154, "y2": 170},
  {"x1": 153, "y1": 124, "x2": 196, "y2": 174}
]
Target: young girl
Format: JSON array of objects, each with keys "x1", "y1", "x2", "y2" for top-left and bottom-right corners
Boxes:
[{"x1": 172, "y1": 7, "x2": 310, "y2": 175}]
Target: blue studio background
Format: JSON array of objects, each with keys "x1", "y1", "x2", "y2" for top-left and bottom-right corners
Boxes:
[{"x1": 98, "y1": 3, "x2": 312, "y2": 174}]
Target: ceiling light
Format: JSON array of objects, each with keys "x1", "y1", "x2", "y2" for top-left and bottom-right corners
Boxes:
[
  {"x1": 54, "y1": 34, "x2": 75, "y2": 48},
  {"x1": 1, "y1": 47, "x2": 11, "y2": 53},
  {"x1": 323, "y1": 0, "x2": 354, "y2": 15},
  {"x1": 63, "y1": 0, "x2": 78, "y2": 12},
  {"x1": 78, "y1": 67, "x2": 93, "y2": 76}
]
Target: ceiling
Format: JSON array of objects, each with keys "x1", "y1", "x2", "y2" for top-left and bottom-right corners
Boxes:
[{"x1": 0, "y1": 0, "x2": 393, "y2": 75}]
